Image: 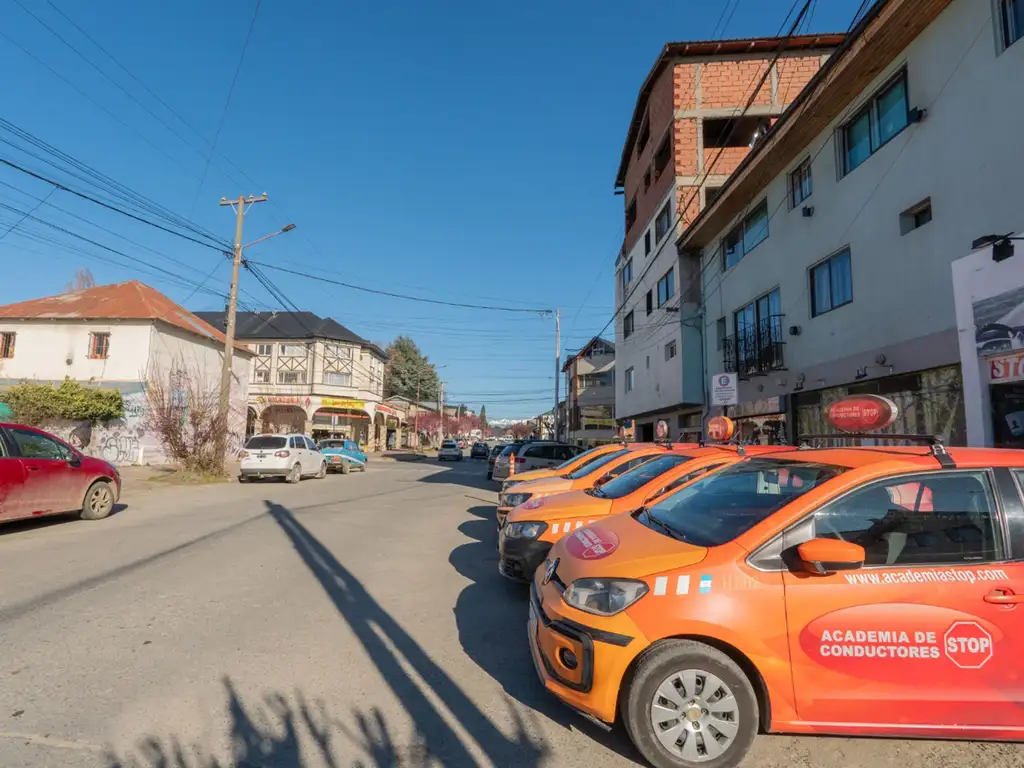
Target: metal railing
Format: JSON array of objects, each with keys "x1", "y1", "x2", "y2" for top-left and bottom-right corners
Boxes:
[{"x1": 722, "y1": 315, "x2": 786, "y2": 378}]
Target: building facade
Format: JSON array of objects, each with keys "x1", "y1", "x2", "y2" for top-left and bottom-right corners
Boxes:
[
  {"x1": 196, "y1": 311, "x2": 390, "y2": 450},
  {"x1": 563, "y1": 337, "x2": 617, "y2": 446},
  {"x1": 0, "y1": 281, "x2": 252, "y2": 464},
  {"x1": 613, "y1": 34, "x2": 841, "y2": 442},
  {"x1": 679, "y1": 0, "x2": 1024, "y2": 445}
]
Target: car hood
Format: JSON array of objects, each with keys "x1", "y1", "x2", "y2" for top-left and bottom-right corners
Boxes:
[
  {"x1": 508, "y1": 476, "x2": 573, "y2": 496},
  {"x1": 506, "y1": 489, "x2": 613, "y2": 524},
  {"x1": 548, "y1": 513, "x2": 708, "y2": 581},
  {"x1": 507, "y1": 467, "x2": 560, "y2": 484}
]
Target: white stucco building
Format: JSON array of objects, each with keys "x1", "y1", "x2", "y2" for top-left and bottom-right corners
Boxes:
[
  {"x1": 0, "y1": 281, "x2": 252, "y2": 464},
  {"x1": 677, "y1": 0, "x2": 1024, "y2": 445}
]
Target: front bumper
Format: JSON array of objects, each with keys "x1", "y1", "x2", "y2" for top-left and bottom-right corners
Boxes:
[
  {"x1": 528, "y1": 576, "x2": 642, "y2": 724},
  {"x1": 498, "y1": 530, "x2": 552, "y2": 583}
]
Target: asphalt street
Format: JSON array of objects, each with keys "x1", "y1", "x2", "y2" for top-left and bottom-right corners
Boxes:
[{"x1": 0, "y1": 458, "x2": 1021, "y2": 768}]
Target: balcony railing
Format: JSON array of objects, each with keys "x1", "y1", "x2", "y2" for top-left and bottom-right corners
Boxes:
[{"x1": 722, "y1": 315, "x2": 786, "y2": 378}]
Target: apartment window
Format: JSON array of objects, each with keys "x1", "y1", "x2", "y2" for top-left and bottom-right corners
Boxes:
[
  {"x1": 625, "y1": 367, "x2": 635, "y2": 393},
  {"x1": 324, "y1": 372, "x2": 352, "y2": 387},
  {"x1": 1002, "y1": 0, "x2": 1023, "y2": 48},
  {"x1": 279, "y1": 343, "x2": 305, "y2": 356},
  {"x1": 646, "y1": 290, "x2": 653, "y2": 316},
  {"x1": 646, "y1": 355, "x2": 650, "y2": 370},
  {"x1": 626, "y1": 198, "x2": 638, "y2": 232},
  {"x1": 716, "y1": 317, "x2": 727, "y2": 351},
  {"x1": 811, "y1": 248, "x2": 854, "y2": 317},
  {"x1": 88, "y1": 332, "x2": 110, "y2": 360},
  {"x1": 637, "y1": 117, "x2": 651, "y2": 155},
  {"x1": 705, "y1": 186, "x2": 723, "y2": 204},
  {"x1": 789, "y1": 158, "x2": 813, "y2": 207},
  {"x1": 253, "y1": 370, "x2": 270, "y2": 383},
  {"x1": 657, "y1": 268, "x2": 676, "y2": 308},
  {"x1": 733, "y1": 288, "x2": 783, "y2": 376},
  {"x1": 723, "y1": 199, "x2": 769, "y2": 270},
  {"x1": 621, "y1": 259, "x2": 633, "y2": 290},
  {"x1": 653, "y1": 135, "x2": 670, "y2": 177},
  {"x1": 623, "y1": 311, "x2": 635, "y2": 339},
  {"x1": 644, "y1": 230, "x2": 651, "y2": 256},
  {"x1": 254, "y1": 343, "x2": 272, "y2": 356},
  {"x1": 841, "y1": 71, "x2": 909, "y2": 175},
  {"x1": 665, "y1": 340, "x2": 677, "y2": 361},
  {"x1": 703, "y1": 116, "x2": 771, "y2": 148},
  {"x1": 277, "y1": 371, "x2": 307, "y2": 384},
  {"x1": 643, "y1": 169, "x2": 652, "y2": 191},
  {"x1": 655, "y1": 202, "x2": 672, "y2": 242},
  {"x1": 900, "y1": 198, "x2": 933, "y2": 235},
  {"x1": 0, "y1": 332, "x2": 14, "y2": 358}
]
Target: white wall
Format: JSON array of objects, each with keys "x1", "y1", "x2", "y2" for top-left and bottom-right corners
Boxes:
[
  {"x1": 615, "y1": 184, "x2": 684, "y2": 419},
  {"x1": 246, "y1": 338, "x2": 384, "y2": 404},
  {"x1": 701, "y1": 0, "x2": 1024, "y2": 402},
  {"x1": 0, "y1": 320, "x2": 152, "y2": 382}
]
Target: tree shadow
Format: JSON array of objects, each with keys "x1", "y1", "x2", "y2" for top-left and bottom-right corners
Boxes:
[{"x1": 448, "y1": 508, "x2": 644, "y2": 764}]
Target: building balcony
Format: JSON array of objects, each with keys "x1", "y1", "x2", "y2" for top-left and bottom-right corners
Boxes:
[{"x1": 722, "y1": 315, "x2": 786, "y2": 379}]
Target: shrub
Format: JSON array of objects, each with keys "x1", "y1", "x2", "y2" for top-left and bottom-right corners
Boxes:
[{"x1": 0, "y1": 378, "x2": 123, "y2": 425}]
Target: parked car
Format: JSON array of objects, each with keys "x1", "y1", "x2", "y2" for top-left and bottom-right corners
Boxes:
[
  {"x1": 487, "y1": 443, "x2": 504, "y2": 479},
  {"x1": 438, "y1": 440, "x2": 463, "y2": 461},
  {"x1": 470, "y1": 442, "x2": 489, "y2": 459},
  {"x1": 316, "y1": 439, "x2": 368, "y2": 474},
  {"x1": 492, "y1": 441, "x2": 579, "y2": 483},
  {"x1": 238, "y1": 434, "x2": 327, "y2": 483},
  {"x1": 0, "y1": 422, "x2": 121, "y2": 524}
]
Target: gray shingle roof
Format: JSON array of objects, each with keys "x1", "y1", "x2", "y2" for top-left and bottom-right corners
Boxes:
[{"x1": 195, "y1": 311, "x2": 387, "y2": 360}]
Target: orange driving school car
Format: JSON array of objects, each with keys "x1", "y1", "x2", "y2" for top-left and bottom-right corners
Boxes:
[
  {"x1": 529, "y1": 445, "x2": 1024, "y2": 768},
  {"x1": 496, "y1": 444, "x2": 671, "y2": 529},
  {"x1": 499, "y1": 445, "x2": 797, "y2": 583}
]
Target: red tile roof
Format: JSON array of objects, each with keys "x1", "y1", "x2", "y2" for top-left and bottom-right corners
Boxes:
[{"x1": 0, "y1": 281, "x2": 251, "y2": 353}]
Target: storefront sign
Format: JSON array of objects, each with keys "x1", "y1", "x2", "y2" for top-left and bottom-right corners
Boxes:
[
  {"x1": 825, "y1": 395, "x2": 899, "y2": 433},
  {"x1": 730, "y1": 396, "x2": 785, "y2": 418},
  {"x1": 582, "y1": 417, "x2": 616, "y2": 428},
  {"x1": 706, "y1": 416, "x2": 736, "y2": 442},
  {"x1": 256, "y1": 395, "x2": 306, "y2": 406},
  {"x1": 711, "y1": 373, "x2": 738, "y2": 406},
  {"x1": 989, "y1": 352, "x2": 1024, "y2": 383},
  {"x1": 377, "y1": 403, "x2": 395, "y2": 415},
  {"x1": 320, "y1": 398, "x2": 365, "y2": 410}
]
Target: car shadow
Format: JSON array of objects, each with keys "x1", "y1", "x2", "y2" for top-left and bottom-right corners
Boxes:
[
  {"x1": 0, "y1": 502, "x2": 129, "y2": 537},
  {"x1": 448, "y1": 508, "x2": 644, "y2": 764}
]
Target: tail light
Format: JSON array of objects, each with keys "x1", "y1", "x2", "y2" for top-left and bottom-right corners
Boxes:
[
  {"x1": 275, "y1": 450, "x2": 291, "y2": 458},
  {"x1": 516, "y1": 457, "x2": 526, "y2": 464},
  {"x1": 238, "y1": 450, "x2": 249, "y2": 458}
]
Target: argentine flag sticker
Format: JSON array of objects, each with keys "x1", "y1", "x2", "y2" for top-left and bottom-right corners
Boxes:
[{"x1": 699, "y1": 575, "x2": 712, "y2": 594}]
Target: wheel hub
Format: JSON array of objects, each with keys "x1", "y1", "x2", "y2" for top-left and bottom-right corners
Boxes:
[{"x1": 650, "y1": 668, "x2": 740, "y2": 762}]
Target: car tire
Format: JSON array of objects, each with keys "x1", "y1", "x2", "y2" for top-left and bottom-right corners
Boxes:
[
  {"x1": 80, "y1": 480, "x2": 115, "y2": 521},
  {"x1": 238, "y1": 475, "x2": 249, "y2": 483},
  {"x1": 341, "y1": 462, "x2": 350, "y2": 475},
  {"x1": 287, "y1": 463, "x2": 302, "y2": 484},
  {"x1": 624, "y1": 640, "x2": 758, "y2": 768},
  {"x1": 315, "y1": 462, "x2": 327, "y2": 479},
  {"x1": 487, "y1": 471, "x2": 493, "y2": 479}
]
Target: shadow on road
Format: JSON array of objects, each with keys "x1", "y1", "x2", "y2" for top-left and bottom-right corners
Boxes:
[
  {"x1": 415, "y1": 462, "x2": 495, "y2": 493},
  {"x1": 0, "y1": 503, "x2": 128, "y2": 537},
  {"x1": 448, "y1": 507, "x2": 644, "y2": 764}
]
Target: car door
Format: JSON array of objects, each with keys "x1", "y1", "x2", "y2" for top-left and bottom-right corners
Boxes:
[
  {"x1": 519, "y1": 444, "x2": 546, "y2": 471},
  {"x1": 305, "y1": 437, "x2": 321, "y2": 470},
  {"x1": 9, "y1": 427, "x2": 78, "y2": 515},
  {"x1": 0, "y1": 431, "x2": 28, "y2": 520},
  {"x1": 781, "y1": 468, "x2": 1024, "y2": 731}
]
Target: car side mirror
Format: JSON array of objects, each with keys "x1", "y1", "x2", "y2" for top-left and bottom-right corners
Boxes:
[
  {"x1": 797, "y1": 538, "x2": 865, "y2": 575},
  {"x1": 66, "y1": 452, "x2": 82, "y2": 467},
  {"x1": 594, "y1": 475, "x2": 610, "y2": 487}
]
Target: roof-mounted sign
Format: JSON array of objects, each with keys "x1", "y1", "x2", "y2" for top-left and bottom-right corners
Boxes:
[
  {"x1": 825, "y1": 395, "x2": 899, "y2": 433},
  {"x1": 706, "y1": 416, "x2": 736, "y2": 442}
]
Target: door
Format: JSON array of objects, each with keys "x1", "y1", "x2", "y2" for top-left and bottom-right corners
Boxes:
[
  {"x1": 0, "y1": 432, "x2": 27, "y2": 520},
  {"x1": 289, "y1": 436, "x2": 307, "y2": 474},
  {"x1": 9, "y1": 427, "x2": 78, "y2": 515},
  {"x1": 782, "y1": 469, "x2": 1024, "y2": 732},
  {"x1": 521, "y1": 445, "x2": 550, "y2": 470},
  {"x1": 304, "y1": 437, "x2": 320, "y2": 472}
]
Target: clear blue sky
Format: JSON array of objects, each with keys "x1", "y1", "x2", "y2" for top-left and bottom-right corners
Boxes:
[{"x1": 0, "y1": 0, "x2": 861, "y2": 418}]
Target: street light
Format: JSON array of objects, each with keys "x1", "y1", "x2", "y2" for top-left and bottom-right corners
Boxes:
[{"x1": 242, "y1": 223, "x2": 297, "y2": 250}]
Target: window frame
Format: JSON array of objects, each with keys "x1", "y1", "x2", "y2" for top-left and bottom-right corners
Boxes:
[
  {"x1": 810, "y1": 247, "x2": 854, "y2": 318},
  {"x1": 624, "y1": 366, "x2": 635, "y2": 393},
  {"x1": 646, "y1": 290, "x2": 653, "y2": 316},
  {"x1": 653, "y1": 134, "x2": 671, "y2": 178},
  {"x1": 840, "y1": 69, "x2": 910, "y2": 177},
  {"x1": 655, "y1": 202, "x2": 672, "y2": 243},
  {"x1": 656, "y1": 268, "x2": 676, "y2": 308},
  {"x1": 621, "y1": 259, "x2": 633, "y2": 291},
  {"x1": 88, "y1": 332, "x2": 110, "y2": 360},
  {"x1": 279, "y1": 343, "x2": 305, "y2": 357},
  {"x1": 644, "y1": 230, "x2": 652, "y2": 256},
  {"x1": 623, "y1": 311, "x2": 635, "y2": 340},
  {"x1": 1001, "y1": 0, "x2": 1023, "y2": 49},
  {"x1": 11, "y1": 427, "x2": 71, "y2": 461},
  {"x1": 626, "y1": 197, "x2": 638, "y2": 232},
  {"x1": 722, "y1": 198, "x2": 769, "y2": 270},
  {"x1": 324, "y1": 371, "x2": 352, "y2": 387},
  {"x1": 277, "y1": 370, "x2": 308, "y2": 385},
  {"x1": 788, "y1": 157, "x2": 813, "y2": 208},
  {"x1": 253, "y1": 370, "x2": 270, "y2": 384},
  {"x1": 255, "y1": 343, "x2": 273, "y2": 356},
  {"x1": 664, "y1": 339, "x2": 677, "y2": 361},
  {"x1": 0, "y1": 331, "x2": 14, "y2": 359}
]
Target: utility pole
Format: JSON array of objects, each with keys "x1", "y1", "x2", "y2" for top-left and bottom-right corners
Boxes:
[
  {"x1": 217, "y1": 193, "x2": 268, "y2": 465},
  {"x1": 554, "y1": 307, "x2": 560, "y2": 441}
]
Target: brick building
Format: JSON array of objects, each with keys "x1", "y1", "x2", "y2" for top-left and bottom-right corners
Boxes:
[{"x1": 613, "y1": 34, "x2": 843, "y2": 441}]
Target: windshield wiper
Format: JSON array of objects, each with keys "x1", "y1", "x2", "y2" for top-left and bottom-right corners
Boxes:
[{"x1": 638, "y1": 507, "x2": 686, "y2": 542}]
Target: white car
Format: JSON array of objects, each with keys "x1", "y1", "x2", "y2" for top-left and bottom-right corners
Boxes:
[
  {"x1": 437, "y1": 440, "x2": 463, "y2": 461},
  {"x1": 238, "y1": 433, "x2": 327, "y2": 483}
]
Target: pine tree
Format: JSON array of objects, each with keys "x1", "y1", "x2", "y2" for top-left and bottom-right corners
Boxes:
[
  {"x1": 383, "y1": 336, "x2": 439, "y2": 402},
  {"x1": 479, "y1": 405, "x2": 487, "y2": 429}
]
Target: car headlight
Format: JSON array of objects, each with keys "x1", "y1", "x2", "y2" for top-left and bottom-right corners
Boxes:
[
  {"x1": 503, "y1": 492, "x2": 533, "y2": 507},
  {"x1": 563, "y1": 578, "x2": 649, "y2": 617},
  {"x1": 504, "y1": 521, "x2": 547, "y2": 539}
]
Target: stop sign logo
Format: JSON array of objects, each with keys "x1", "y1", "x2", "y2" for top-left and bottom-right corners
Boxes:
[{"x1": 943, "y1": 620, "x2": 994, "y2": 669}]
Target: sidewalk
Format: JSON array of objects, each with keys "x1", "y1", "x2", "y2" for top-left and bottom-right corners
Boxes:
[{"x1": 116, "y1": 462, "x2": 241, "y2": 496}]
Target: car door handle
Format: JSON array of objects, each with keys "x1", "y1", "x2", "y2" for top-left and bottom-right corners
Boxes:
[
  {"x1": 26, "y1": 465, "x2": 41, "y2": 471},
  {"x1": 984, "y1": 588, "x2": 1024, "y2": 605}
]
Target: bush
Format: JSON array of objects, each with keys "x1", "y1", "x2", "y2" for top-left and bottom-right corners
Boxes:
[
  {"x1": 144, "y1": 365, "x2": 228, "y2": 474},
  {"x1": 0, "y1": 378, "x2": 123, "y2": 425}
]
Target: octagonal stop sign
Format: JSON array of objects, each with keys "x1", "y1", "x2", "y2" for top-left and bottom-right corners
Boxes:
[{"x1": 943, "y1": 620, "x2": 994, "y2": 669}]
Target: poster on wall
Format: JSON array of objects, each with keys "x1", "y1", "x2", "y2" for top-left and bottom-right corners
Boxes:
[{"x1": 710, "y1": 373, "x2": 738, "y2": 406}]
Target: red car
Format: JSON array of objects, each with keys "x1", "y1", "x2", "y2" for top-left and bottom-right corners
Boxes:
[{"x1": 0, "y1": 423, "x2": 121, "y2": 524}]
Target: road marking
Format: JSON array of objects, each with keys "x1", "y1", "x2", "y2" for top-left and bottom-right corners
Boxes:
[
  {"x1": 653, "y1": 576, "x2": 668, "y2": 596},
  {"x1": 676, "y1": 575, "x2": 691, "y2": 595}
]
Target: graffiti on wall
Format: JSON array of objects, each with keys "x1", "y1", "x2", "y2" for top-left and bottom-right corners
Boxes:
[{"x1": 49, "y1": 389, "x2": 165, "y2": 466}]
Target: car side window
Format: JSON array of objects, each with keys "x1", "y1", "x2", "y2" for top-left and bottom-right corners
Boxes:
[
  {"x1": 557, "y1": 446, "x2": 575, "y2": 461},
  {"x1": 606, "y1": 456, "x2": 650, "y2": 479},
  {"x1": 524, "y1": 446, "x2": 545, "y2": 459},
  {"x1": 289, "y1": 437, "x2": 302, "y2": 449},
  {"x1": 812, "y1": 471, "x2": 999, "y2": 567},
  {"x1": 305, "y1": 437, "x2": 317, "y2": 451},
  {"x1": 11, "y1": 429, "x2": 68, "y2": 460}
]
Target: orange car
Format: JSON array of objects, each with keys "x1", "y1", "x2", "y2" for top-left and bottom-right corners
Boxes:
[
  {"x1": 529, "y1": 443, "x2": 1024, "y2": 767},
  {"x1": 496, "y1": 444, "x2": 672, "y2": 529},
  {"x1": 499, "y1": 445, "x2": 796, "y2": 582}
]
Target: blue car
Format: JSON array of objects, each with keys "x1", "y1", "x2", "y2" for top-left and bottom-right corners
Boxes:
[{"x1": 316, "y1": 439, "x2": 368, "y2": 474}]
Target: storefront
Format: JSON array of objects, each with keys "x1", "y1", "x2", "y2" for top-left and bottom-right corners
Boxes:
[
  {"x1": 791, "y1": 365, "x2": 965, "y2": 446},
  {"x1": 312, "y1": 397, "x2": 372, "y2": 446},
  {"x1": 723, "y1": 397, "x2": 788, "y2": 445}
]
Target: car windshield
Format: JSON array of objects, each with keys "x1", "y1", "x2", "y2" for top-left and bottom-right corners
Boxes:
[
  {"x1": 245, "y1": 436, "x2": 287, "y2": 449},
  {"x1": 564, "y1": 449, "x2": 629, "y2": 479},
  {"x1": 554, "y1": 445, "x2": 600, "y2": 470},
  {"x1": 442, "y1": 441, "x2": 457, "y2": 448},
  {"x1": 596, "y1": 454, "x2": 693, "y2": 499},
  {"x1": 318, "y1": 441, "x2": 345, "y2": 449},
  {"x1": 641, "y1": 458, "x2": 846, "y2": 547}
]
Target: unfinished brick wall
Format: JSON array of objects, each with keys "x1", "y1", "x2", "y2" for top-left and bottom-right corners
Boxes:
[
  {"x1": 700, "y1": 59, "x2": 773, "y2": 109},
  {"x1": 776, "y1": 54, "x2": 823, "y2": 106}
]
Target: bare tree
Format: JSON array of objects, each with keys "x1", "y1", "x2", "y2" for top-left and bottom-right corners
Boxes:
[
  {"x1": 65, "y1": 268, "x2": 96, "y2": 292},
  {"x1": 144, "y1": 362, "x2": 228, "y2": 474}
]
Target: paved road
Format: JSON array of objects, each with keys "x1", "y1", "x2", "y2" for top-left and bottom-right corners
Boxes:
[{"x1": 0, "y1": 459, "x2": 1021, "y2": 768}]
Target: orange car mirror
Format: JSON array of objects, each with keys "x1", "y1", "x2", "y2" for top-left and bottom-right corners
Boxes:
[{"x1": 797, "y1": 538, "x2": 865, "y2": 576}]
